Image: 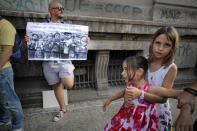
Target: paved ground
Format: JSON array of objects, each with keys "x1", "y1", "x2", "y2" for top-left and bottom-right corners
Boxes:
[
  {"x1": 1, "y1": 79, "x2": 197, "y2": 131},
  {"x1": 1, "y1": 96, "x2": 197, "y2": 131}
]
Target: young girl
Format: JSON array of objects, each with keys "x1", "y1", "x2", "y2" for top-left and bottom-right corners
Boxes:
[
  {"x1": 125, "y1": 26, "x2": 179, "y2": 131},
  {"x1": 103, "y1": 56, "x2": 158, "y2": 131}
]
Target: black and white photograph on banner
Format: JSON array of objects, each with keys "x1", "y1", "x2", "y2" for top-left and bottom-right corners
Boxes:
[{"x1": 26, "y1": 22, "x2": 89, "y2": 60}]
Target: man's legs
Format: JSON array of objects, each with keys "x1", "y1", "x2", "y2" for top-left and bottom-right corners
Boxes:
[
  {"x1": 61, "y1": 77, "x2": 74, "y2": 89},
  {"x1": 53, "y1": 77, "x2": 74, "y2": 110},
  {"x1": 52, "y1": 77, "x2": 74, "y2": 122},
  {"x1": 53, "y1": 82, "x2": 66, "y2": 110},
  {"x1": 42, "y1": 61, "x2": 74, "y2": 121},
  {"x1": 0, "y1": 67, "x2": 23, "y2": 130}
]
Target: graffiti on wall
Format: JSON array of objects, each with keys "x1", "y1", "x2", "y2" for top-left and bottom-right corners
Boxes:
[
  {"x1": 64, "y1": 0, "x2": 144, "y2": 17},
  {"x1": 0, "y1": 0, "x2": 44, "y2": 11},
  {"x1": 177, "y1": 44, "x2": 193, "y2": 57},
  {"x1": 159, "y1": 7, "x2": 197, "y2": 22},
  {"x1": 160, "y1": 8, "x2": 183, "y2": 20},
  {"x1": 0, "y1": 0, "x2": 149, "y2": 19}
]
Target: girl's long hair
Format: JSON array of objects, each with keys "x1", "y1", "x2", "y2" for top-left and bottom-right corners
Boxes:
[{"x1": 148, "y1": 26, "x2": 179, "y2": 67}]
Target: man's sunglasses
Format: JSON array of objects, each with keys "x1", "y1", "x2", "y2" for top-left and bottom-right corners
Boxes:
[{"x1": 52, "y1": 7, "x2": 64, "y2": 11}]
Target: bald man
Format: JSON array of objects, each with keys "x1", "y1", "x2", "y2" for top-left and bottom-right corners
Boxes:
[
  {"x1": 25, "y1": 1, "x2": 75, "y2": 122},
  {"x1": 43, "y1": 1, "x2": 75, "y2": 122}
]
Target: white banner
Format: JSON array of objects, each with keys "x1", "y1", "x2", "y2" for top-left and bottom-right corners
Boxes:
[{"x1": 26, "y1": 22, "x2": 88, "y2": 60}]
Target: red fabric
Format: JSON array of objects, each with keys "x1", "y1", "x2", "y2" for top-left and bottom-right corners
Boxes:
[{"x1": 104, "y1": 83, "x2": 157, "y2": 131}]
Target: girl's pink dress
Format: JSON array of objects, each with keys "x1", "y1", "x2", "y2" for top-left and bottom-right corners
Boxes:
[{"x1": 104, "y1": 83, "x2": 157, "y2": 131}]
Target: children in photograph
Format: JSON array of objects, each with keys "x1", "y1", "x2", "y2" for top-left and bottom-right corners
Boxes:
[
  {"x1": 103, "y1": 56, "x2": 158, "y2": 131},
  {"x1": 51, "y1": 32, "x2": 61, "y2": 58},
  {"x1": 28, "y1": 33, "x2": 39, "y2": 58},
  {"x1": 43, "y1": 33, "x2": 53, "y2": 59},
  {"x1": 125, "y1": 26, "x2": 179, "y2": 131},
  {"x1": 35, "y1": 39, "x2": 44, "y2": 58}
]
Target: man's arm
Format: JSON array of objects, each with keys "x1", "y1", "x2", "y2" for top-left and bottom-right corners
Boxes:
[
  {"x1": 0, "y1": 45, "x2": 13, "y2": 69},
  {"x1": 175, "y1": 104, "x2": 193, "y2": 131}
]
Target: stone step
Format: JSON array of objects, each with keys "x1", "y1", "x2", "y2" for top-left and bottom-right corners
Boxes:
[{"x1": 18, "y1": 93, "x2": 42, "y2": 108}]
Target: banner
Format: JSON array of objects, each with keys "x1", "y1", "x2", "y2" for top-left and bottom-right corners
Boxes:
[{"x1": 26, "y1": 22, "x2": 88, "y2": 60}]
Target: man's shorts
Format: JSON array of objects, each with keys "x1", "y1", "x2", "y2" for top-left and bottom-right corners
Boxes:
[{"x1": 42, "y1": 61, "x2": 75, "y2": 85}]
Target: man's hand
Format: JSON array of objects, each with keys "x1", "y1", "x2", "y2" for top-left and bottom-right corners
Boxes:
[
  {"x1": 177, "y1": 91, "x2": 195, "y2": 112},
  {"x1": 174, "y1": 104, "x2": 193, "y2": 131},
  {"x1": 103, "y1": 99, "x2": 111, "y2": 112},
  {"x1": 24, "y1": 34, "x2": 29, "y2": 42},
  {"x1": 87, "y1": 37, "x2": 90, "y2": 44}
]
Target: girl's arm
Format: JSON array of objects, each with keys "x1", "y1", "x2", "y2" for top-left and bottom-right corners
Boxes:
[
  {"x1": 147, "y1": 86, "x2": 182, "y2": 99},
  {"x1": 145, "y1": 64, "x2": 178, "y2": 103},
  {"x1": 125, "y1": 86, "x2": 182, "y2": 104},
  {"x1": 125, "y1": 65, "x2": 178, "y2": 104},
  {"x1": 109, "y1": 89, "x2": 125, "y2": 101},
  {"x1": 158, "y1": 64, "x2": 177, "y2": 102},
  {"x1": 162, "y1": 64, "x2": 177, "y2": 90},
  {"x1": 103, "y1": 90, "x2": 124, "y2": 112}
]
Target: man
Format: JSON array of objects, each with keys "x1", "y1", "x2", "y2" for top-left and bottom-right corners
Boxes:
[
  {"x1": 174, "y1": 81, "x2": 197, "y2": 131},
  {"x1": 0, "y1": 16, "x2": 23, "y2": 131},
  {"x1": 25, "y1": 1, "x2": 75, "y2": 122},
  {"x1": 175, "y1": 60, "x2": 197, "y2": 131}
]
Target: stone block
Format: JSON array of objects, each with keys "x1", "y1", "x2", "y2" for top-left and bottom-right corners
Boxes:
[
  {"x1": 153, "y1": 4, "x2": 197, "y2": 25},
  {"x1": 42, "y1": 89, "x2": 68, "y2": 109},
  {"x1": 0, "y1": 0, "x2": 48, "y2": 12},
  {"x1": 175, "y1": 41, "x2": 197, "y2": 68},
  {"x1": 63, "y1": 0, "x2": 152, "y2": 21},
  {"x1": 154, "y1": 0, "x2": 197, "y2": 8}
]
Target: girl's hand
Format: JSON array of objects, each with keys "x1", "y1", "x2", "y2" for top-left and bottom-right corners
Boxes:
[
  {"x1": 103, "y1": 99, "x2": 111, "y2": 112},
  {"x1": 124, "y1": 87, "x2": 134, "y2": 108},
  {"x1": 24, "y1": 34, "x2": 30, "y2": 42},
  {"x1": 126, "y1": 86, "x2": 142, "y2": 101}
]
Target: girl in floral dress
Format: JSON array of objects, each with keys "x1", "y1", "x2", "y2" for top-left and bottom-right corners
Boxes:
[{"x1": 103, "y1": 56, "x2": 158, "y2": 131}]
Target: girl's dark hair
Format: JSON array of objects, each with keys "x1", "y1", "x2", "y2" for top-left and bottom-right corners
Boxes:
[
  {"x1": 125, "y1": 56, "x2": 148, "y2": 81},
  {"x1": 148, "y1": 26, "x2": 179, "y2": 67}
]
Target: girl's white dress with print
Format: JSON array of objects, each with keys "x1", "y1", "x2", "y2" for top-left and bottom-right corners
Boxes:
[{"x1": 147, "y1": 63, "x2": 175, "y2": 131}]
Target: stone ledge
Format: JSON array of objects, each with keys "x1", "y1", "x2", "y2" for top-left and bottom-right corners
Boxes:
[{"x1": 1, "y1": 10, "x2": 197, "y2": 28}]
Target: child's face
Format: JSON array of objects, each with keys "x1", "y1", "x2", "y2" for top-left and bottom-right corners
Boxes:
[
  {"x1": 55, "y1": 34, "x2": 60, "y2": 39},
  {"x1": 121, "y1": 61, "x2": 134, "y2": 83},
  {"x1": 32, "y1": 34, "x2": 38, "y2": 40},
  {"x1": 152, "y1": 34, "x2": 172, "y2": 59},
  {"x1": 48, "y1": 35, "x2": 52, "y2": 39}
]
